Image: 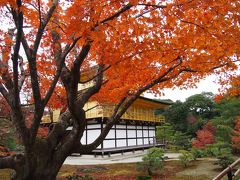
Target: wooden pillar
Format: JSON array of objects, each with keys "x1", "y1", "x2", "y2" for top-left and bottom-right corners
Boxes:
[
  {"x1": 101, "y1": 118, "x2": 103, "y2": 149},
  {"x1": 148, "y1": 123, "x2": 150, "y2": 145},
  {"x1": 126, "y1": 121, "x2": 128, "y2": 147},
  {"x1": 142, "y1": 122, "x2": 144, "y2": 145},
  {"x1": 114, "y1": 124, "x2": 117, "y2": 148},
  {"x1": 86, "y1": 122, "x2": 88, "y2": 144},
  {"x1": 135, "y1": 121, "x2": 138, "y2": 146}
]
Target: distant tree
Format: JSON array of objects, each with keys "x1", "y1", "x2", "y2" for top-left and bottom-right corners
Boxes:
[
  {"x1": 156, "y1": 123, "x2": 174, "y2": 144},
  {"x1": 185, "y1": 92, "x2": 215, "y2": 119},
  {"x1": 173, "y1": 131, "x2": 191, "y2": 150},
  {"x1": 211, "y1": 97, "x2": 240, "y2": 145},
  {"x1": 192, "y1": 123, "x2": 215, "y2": 148},
  {"x1": 164, "y1": 100, "x2": 189, "y2": 132},
  {"x1": 164, "y1": 92, "x2": 215, "y2": 136}
]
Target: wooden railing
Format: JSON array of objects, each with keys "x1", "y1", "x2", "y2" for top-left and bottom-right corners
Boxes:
[{"x1": 213, "y1": 158, "x2": 240, "y2": 180}]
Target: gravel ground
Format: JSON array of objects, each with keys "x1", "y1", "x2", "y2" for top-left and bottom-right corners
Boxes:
[{"x1": 64, "y1": 150, "x2": 180, "y2": 165}]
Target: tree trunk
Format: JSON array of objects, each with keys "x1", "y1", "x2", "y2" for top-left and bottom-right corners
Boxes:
[{"x1": 12, "y1": 140, "x2": 65, "y2": 180}]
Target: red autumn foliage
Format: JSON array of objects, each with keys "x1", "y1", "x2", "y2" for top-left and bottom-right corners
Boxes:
[
  {"x1": 0, "y1": 96, "x2": 11, "y2": 119},
  {"x1": 203, "y1": 122, "x2": 216, "y2": 134},
  {"x1": 192, "y1": 123, "x2": 215, "y2": 148},
  {"x1": 187, "y1": 115, "x2": 198, "y2": 125},
  {"x1": 24, "y1": 107, "x2": 49, "y2": 138}
]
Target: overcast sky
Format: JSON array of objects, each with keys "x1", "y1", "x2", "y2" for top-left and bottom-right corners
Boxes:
[{"x1": 146, "y1": 75, "x2": 221, "y2": 102}]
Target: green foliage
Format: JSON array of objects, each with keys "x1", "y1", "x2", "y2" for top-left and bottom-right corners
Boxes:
[
  {"x1": 136, "y1": 148, "x2": 164, "y2": 176},
  {"x1": 136, "y1": 175, "x2": 152, "y2": 180},
  {"x1": 163, "y1": 92, "x2": 215, "y2": 137},
  {"x1": 179, "y1": 150, "x2": 194, "y2": 167},
  {"x1": 205, "y1": 143, "x2": 232, "y2": 157},
  {"x1": 156, "y1": 123, "x2": 174, "y2": 143},
  {"x1": 185, "y1": 92, "x2": 215, "y2": 119},
  {"x1": 0, "y1": 118, "x2": 18, "y2": 152},
  {"x1": 215, "y1": 154, "x2": 234, "y2": 169},
  {"x1": 213, "y1": 97, "x2": 240, "y2": 120},
  {"x1": 173, "y1": 131, "x2": 191, "y2": 150},
  {"x1": 66, "y1": 174, "x2": 94, "y2": 180},
  {"x1": 164, "y1": 101, "x2": 188, "y2": 132},
  {"x1": 6, "y1": 138, "x2": 17, "y2": 151},
  {"x1": 190, "y1": 148, "x2": 207, "y2": 160}
]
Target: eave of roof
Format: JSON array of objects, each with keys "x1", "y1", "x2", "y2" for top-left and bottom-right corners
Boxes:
[{"x1": 138, "y1": 96, "x2": 173, "y2": 105}]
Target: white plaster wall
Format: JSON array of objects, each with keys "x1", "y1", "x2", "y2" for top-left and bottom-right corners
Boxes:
[
  {"x1": 105, "y1": 129, "x2": 115, "y2": 139},
  {"x1": 144, "y1": 138, "x2": 149, "y2": 144},
  {"x1": 143, "y1": 126, "x2": 148, "y2": 130},
  {"x1": 143, "y1": 130, "x2": 148, "y2": 137},
  {"x1": 127, "y1": 129, "x2": 136, "y2": 138},
  {"x1": 80, "y1": 131, "x2": 86, "y2": 144},
  {"x1": 128, "y1": 139, "x2": 136, "y2": 146},
  {"x1": 116, "y1": 125, "x2": 126, "y2": 129},
  {"x1": 117, "y1": 139, "x2": 127, "y2": 147},
  {"x1": 87, "y1": 129, "x2": 101, "y2": 144},
  {"x1": 87, "y1": 124, "x2": 101, "y2": 129},
  {"x1": 103, "y1": 140, "x2": 115, "y2": 148},
  {"x1": 149, "y1": 130, "x2": 154, "y2": 137},
  {"x1": 149, "y1": 126, "x2": 155, "y2": 130},
  {"x1": 116, "y1": 129, "x2": 126, "y2": 138},
  {"x1": 137, "y1": 130, "x2": 142, "y2": 137},
  {"x1": 127, "y1": 125, "x2": 135, "y2": 130},
  {"x1": 137, "y1": 139, "x2": 143, "y2": 145}
]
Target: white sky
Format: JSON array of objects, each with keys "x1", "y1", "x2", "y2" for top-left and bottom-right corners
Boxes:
[{"x1": 145, "y1": 75, "x2": 221, "y2": 102}]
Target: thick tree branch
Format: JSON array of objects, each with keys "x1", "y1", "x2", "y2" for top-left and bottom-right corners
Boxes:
[
  {"x1": 46, "y1": 110, "x2": 72, "y2": 149},
  {"x1": 77, "y1": 64, "x2": 104, "y2": 107},
  {"x1": 72, "y1": 42, "x2": 91, "y2": 79},
  {"x1": 0, "y1": 154, "x2": 25, "y2": 170}
]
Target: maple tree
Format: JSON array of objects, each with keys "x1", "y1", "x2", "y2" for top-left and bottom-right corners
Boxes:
[
  {"x1": 0, "y1": 0, "x2": 239, "y2": 179},
  {"x1": 192, "y1": 123, "x2": 215, "y2": 148}
]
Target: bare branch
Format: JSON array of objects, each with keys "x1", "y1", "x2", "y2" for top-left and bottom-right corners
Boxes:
[
  {"x1": 100, "y1": 4, "x2": 133, "y2": 24},
  {"x1": 37, "y1": 0, "x2": 42, "y2": 26},
  {"x1": 85, "y1": 105, "x2": 99, "y2": 112},
  {"x1": 0, "y1": 83, "x2": 10, "y2": 103},
  {"x1": 33, "y1": 0, "x2": 58, "y2": 52},
  {"x1": 79, "y1": 65, "x2": 110, "y2": 84},
  {"x1": 18, "y1": 56, "x2": 26, "y2": 91},
  {"x1": 137, "y1": 3, "x2": 166, "y2": 8}
]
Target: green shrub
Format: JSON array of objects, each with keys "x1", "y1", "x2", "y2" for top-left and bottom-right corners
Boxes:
[
  {"x1": 215, "y1": 154, "x2": 234, "y2": 169},
  {"x1": 136, "y1": 175, "x2": 152, "y2": 180},
  {"x1": 205, "y1": 143, "x2": 232, "y2": 157},
  {"x1": 179, "y1": 150, "x2": 194, "y2": 167},
  {"x1": 205, "y1": 146, "x2": 221, "y2": 157},
  {"x1": 136, "y1": 147, "x2": 164, "y2": 176},
  {"x1": 66, "y1": 174, "x2": 94, "y2": 180},
  {"x1": 191, "y1": 148, "x2": 206, "y2": 160}
]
